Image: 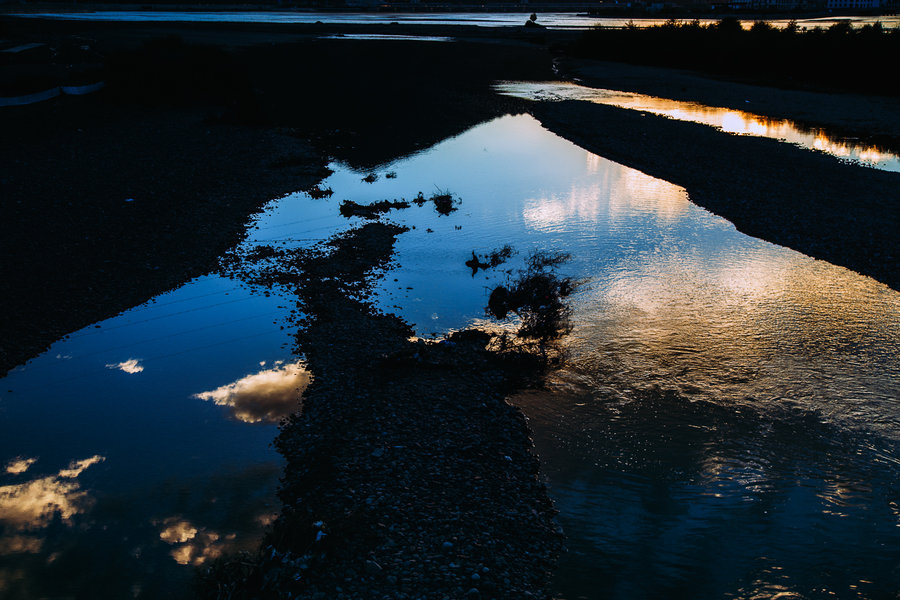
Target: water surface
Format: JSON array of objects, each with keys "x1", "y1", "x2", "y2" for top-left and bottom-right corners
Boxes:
[
  {"x1": 495, "y1": 81, "x2": 900, "y2": 172},
  {"x1": 2, "y1": 114, "x2": 898, "y2": 599},
  {"x1": 0, "y1": 277, "x2": 302, "y2": 598},
  {"x1": 309, "y1": 115, "x2": 900, "y2": 599}
]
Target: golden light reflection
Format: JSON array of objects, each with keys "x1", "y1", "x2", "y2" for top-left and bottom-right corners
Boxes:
[
  {"x1": 5, "y1": 457, "x2": 37, "y2": 475},
  {"x1": 608, "y1": 167, "x2": 690, "y2": 223},
  {"x1": 523, "y1": 170, "x2": 690, "y2": 232},
  {"x1": 495, "y1": 82, "x2": 899, "y2": 171},
  {"x1": 0, "y1": 455, "x2": 105, "y2": 531},
  {"x1": 0, "y1": 535, "x2": 43, "y2": 555},
  {"x1": 155, "y1": 516, "x2": 236, "y2": 566},
  {"x1": 192, "y1": 361, "x2": 309, "y2": 423},
  {"x1": 158, "y1": 518, "x2": 199, "y2": 544}
]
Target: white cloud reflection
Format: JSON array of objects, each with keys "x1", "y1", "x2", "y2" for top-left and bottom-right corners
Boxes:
[
  {"x1": 523, "y1": 161, "x2": 689, "y2": 232},
  {"x1": 155, "y1": 516, "x2": 235, "y2": 566},
  {"x1": 105, "y1": 358, "x2": 144, "y2": 374},
  {"x1": 5, "y1": 457, "x2": 37, "y2": 475},
  {"x1": 192, "y1": 361, "x2": 309, "y2": 423},
  {"x1": 0, "y1": 455, "x2": 105, "y2": 532}
]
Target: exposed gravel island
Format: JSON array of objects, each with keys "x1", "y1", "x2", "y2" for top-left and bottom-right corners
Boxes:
[{"x1": 202, "y1": 222, "x2": 564, "y2": 599}]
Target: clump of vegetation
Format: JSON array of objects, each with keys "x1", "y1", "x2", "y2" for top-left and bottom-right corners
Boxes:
[
  {"x1": 465, "y1": 244, "x2": 516, "y2": 275},
  {"x1": 385, "y1": 171, "x2": 398, "y2": 179},
  {"x1": 487, "y1": 251, "x2": 577, "y2": 346},
  {"x1": 362, "y1": 173, "x2": 379, "y2": 183},
  {"x1": 412, "y1": 190, "x2": 460, "y2": 215},
  {"x1": 339, "y1": 199, "x2": 410, "y2": 219},
  {"x1": 570, "y1": 19, "x2": 900, "y2": 96},
  {"x1": 431, "y1": 192, "x2": 457, "y2": 216},
  {"x1": 307, "y1": 185, "x2": 334, "y2": 199}
]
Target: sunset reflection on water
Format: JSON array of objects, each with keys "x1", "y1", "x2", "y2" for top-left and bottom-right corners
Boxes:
[
  {"x1": 2, "y1": 111, "x2": 898, "y2": 599},
  {"x1": 0, "y1": 455, "x2": 105, "y2": 566},
  {"x1": 495, "y1": 81, "x2": 900, "y2": 171}
]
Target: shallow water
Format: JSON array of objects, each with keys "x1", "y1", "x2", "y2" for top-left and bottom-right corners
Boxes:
[
  {"x1": 14, "y1": 11, "x2": 900, "y2": 31},
  {"x1": 0, "y1": 278, "x2": 301, "y2": 597},
  {"x1": 2, "y1": 114, "x2": 898, "y2": 599},
  {"x1": 495, "y1": 81, "x2": 900, "y2": 172}
]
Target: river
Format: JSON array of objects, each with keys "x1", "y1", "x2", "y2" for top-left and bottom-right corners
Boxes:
[{"x1": 2, "y1": 113, "x2": 898, "y2": 599}]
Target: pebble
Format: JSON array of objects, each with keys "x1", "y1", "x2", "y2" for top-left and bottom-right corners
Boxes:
[{"x1": 365, "y1": 560, "x2": 383, "y2": 575}]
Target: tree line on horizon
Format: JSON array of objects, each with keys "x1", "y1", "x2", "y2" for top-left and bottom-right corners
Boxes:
[{"x1": 571, "y1": 18, "x2": 900, "y2": 97}]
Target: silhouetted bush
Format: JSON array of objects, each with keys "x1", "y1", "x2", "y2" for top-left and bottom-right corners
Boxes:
[
  {"x1": 465, "y1": 244, "x2": 515, "y2": 275},
  {"x1": 570, "y1": 19, "x2": 900, "y2": 96},
  {"x1": 487, "y1": 251, "x2": 577, "y2": 346}
]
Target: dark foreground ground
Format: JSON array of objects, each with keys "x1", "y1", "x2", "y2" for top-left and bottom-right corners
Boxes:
[{"x1": 2, "y1": 16, "x2": 899, "y2": 599}]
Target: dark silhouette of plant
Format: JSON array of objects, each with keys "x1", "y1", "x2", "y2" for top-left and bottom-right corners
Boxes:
[
  {"x1": 486, "y1": 251, "x2": 577, "y2": 347},
  {"x1": 465, "y1": 245, "x2": 515, "y2": 275}
]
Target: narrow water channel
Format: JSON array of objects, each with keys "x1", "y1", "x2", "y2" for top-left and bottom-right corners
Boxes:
[
  {"x1": 2, "y1": 114, "x2": 897, "y2": 599},
  {"x1": 495, "y1": 81, "x2": 900, "y2": 172}
]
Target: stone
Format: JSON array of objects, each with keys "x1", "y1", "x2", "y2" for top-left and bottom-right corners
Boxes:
[{"x1": 365, "y1": 560, "x2": 383, "y2": 575}]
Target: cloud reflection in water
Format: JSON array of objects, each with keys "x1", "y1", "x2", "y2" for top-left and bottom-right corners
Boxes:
[
  {"x1": 192, "y1": 361, "x2": 309, "y2": 423},
  {"x1": 4, "y1": 457, "x2": 37, "y2": 475},
  {"x1": 155, "y1": 516, "x2": 239, "y2": 566},
  {"x1": 0, "y1": 455, "x2": 105, "y2": 556},
  {"x1": 524, "y1": 159, "x2": 690, "y2": 231},
  {"x1": 105, "y1": 358, "x2": 144, "y2": 374}
]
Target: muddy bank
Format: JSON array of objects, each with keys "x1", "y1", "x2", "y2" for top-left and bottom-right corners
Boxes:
[
  {"x1": 204, "y1": 222, "x2": 563, "y2": 599},
  {"x1": 529, "y1": 98, "x2": 900, "y2": 291}
]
